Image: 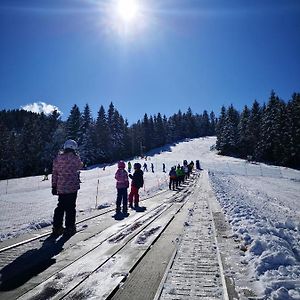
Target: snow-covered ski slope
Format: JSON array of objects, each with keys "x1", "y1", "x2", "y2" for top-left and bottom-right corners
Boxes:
[{"x1": 0, "y1": 136, "x2": 300, "y2": 299}]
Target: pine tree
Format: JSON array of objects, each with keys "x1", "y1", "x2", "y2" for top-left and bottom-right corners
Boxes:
[
  {"x1": 66, "y1": 104, "x2": 81, "y2": 141},
  {"x1": 257, "y1": 91, "x2": 286, "y2": 164},
  {"x1": 284, "y1": 93, "x2": 300, "y2": 167},
  {"x1": 209, "y1": 111, "x2": 216, "y2": 135},
  {"x1": 154, "y1": 113, "x2": 166, "y2": 147},
  {"x1": 248, "y1": 100, "x2": 262, "y2": 159},
  {"x1": 185, "y1": 107, "x2": 197, "y2": 138},
  {"x1": 79, "y1": 104, "x2": 96, "y2": 166},
  {"x1": 237, "y1": 105, "x2": 251, "y2": 158},
  {"x1": 142, "y1": 113, "x2": 151, "y2": 151},
  {"x1": 201, "y1": 110, "x2": 210, "y2": 137},
  {"x1": 216, "y1": 105, "x2": 239, "y2": 155},
  {"x1": 95, "y1": 105, "x2": 110, "y2": 162},
  {"x1": 216, "y1": 106, "x2": 226, "y2": 152}
]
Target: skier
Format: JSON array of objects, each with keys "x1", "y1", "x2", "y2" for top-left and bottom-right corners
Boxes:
[
  {"x1": 162, "y1": 163, "x2": 166, "y2": 173},
  {"x1": 143, "y1": 162, "x2": 148, "y2": 172},
  {"x1": 169, "y1": 167, "x2": 177, "y2": 190},
  {"x1": 183, "y1": 164, "x2": 189, "y2": 180},
  {"x1": 51, "y1": 139, "x2": 83, "y2": 238},
  {"x1": 176, "y1": 164, "x2": 184, "y2": 186},
  {"x1": 151, "y1": 163, "x2": 154, "y2": 173},
  {"x1": 115, "y1": 161, "x2": 129, "y2": 216},
  {"x1": 188, "y1": 161, "x2": 194, "y2": 177},
  {"x1": 42, "y1": 167, "x2": 49, "y2": 181},
  {"x1": 128, "y1": 163, "x2": 144, "y2": 209},
  {"x1": 196, "y1": 160, "x2": 201, "y2": 170},
  {"x1": 128, "y1": 161, "x2": 132, "y2": 173}
]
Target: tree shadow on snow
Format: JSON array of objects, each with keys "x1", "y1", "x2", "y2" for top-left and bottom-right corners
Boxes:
[{"x1": 0, "y1": 235, "x2": 70, "y2": 291}]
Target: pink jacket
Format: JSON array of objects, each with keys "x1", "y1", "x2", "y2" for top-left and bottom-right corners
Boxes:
[
  {"x1": 115, "y1": 169, "x2": 129, "y2": 189},
  {"x1": 52, "y1": 152, "x2": 82, "y2": 194}
]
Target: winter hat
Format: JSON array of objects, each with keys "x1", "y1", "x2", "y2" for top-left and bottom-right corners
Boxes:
[
  {"x1": 134, "y1": 162, "x2": 141, "y2": 169},
  {"x1": 118, "y1": 161, "x2": 125, "y2": 169},
  {"x1": 63, "y1": 139, "x2": 78, "y2": 150}
]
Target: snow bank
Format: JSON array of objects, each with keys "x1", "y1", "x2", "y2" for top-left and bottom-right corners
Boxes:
[{"x1": 210, "y1": 171, "x2": 300, "y2": 299}]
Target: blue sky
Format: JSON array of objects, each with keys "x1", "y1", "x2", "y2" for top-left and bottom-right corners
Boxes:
[{"x1": 0, "y1": 0, "x2": 299, "y2": 123}]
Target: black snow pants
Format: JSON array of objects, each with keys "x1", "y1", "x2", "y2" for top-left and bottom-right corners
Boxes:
[
  {"x1": 53, "y1": 192, "x2": 77, "y2": 229},
  {"x1": 116, "y1": 188, "x2": 128, "y2": 213}
]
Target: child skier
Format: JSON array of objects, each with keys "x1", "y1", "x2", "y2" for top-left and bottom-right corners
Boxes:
[
  {"x1": 115, "y1": 161, "x2": 129, "y2": 216},
  {"x1": 51, "y1": 139, "x2": 83, "y2": 238},
  {"x1": 128, "y1": 161, "x2": 132, "y2": 173},
  {"x1": 128, "y1": 163, "x2": 144, "y2": 209}
]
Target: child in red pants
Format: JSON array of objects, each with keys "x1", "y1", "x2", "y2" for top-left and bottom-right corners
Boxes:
[{"x1": 128, "y1": 163, "x2": 144, "y2": 208}]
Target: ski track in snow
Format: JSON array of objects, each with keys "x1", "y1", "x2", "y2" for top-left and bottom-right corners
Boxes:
[
  {"x1": 210, "y1": 171, "x2": 300, "y2": 300},
  {"x1": 1, "y1": 136, "x2": 300, "y2": 299}
]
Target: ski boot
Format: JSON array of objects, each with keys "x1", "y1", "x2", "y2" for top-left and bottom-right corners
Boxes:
[
  {"x1": 123, "y1": 209, "x2": 129, "y2": 217},
  {"x1": 63, "y1": 226, "x2": 77, "y2": 237},
  {"x1": 50, "y1": 226, "x2": 64, "y2": 239}
]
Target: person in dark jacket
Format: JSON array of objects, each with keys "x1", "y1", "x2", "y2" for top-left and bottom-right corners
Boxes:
[
  {"x1": 169, "y1": 167, "x2": 177, "y2": 190},
  {"x1": 51, "y1": 139, "x2": 83, "y2": 238},
  {"x1": 128, "y1": 163, "x2": 144, "y2": 208}
]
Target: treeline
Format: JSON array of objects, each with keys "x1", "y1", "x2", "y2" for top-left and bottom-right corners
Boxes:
[
  {"x1": 0, "y1": 103, "x2": 216, "y2": 179},
  {"x1": 216, "y1": 91, "x2": 300, "y2": 168}
]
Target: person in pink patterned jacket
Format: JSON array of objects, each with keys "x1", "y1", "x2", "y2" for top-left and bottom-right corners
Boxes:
[
  {"x1": 51, "y1": 139, "x2": 83, "y2": 238},
  {"x1": 115, "y1": 161, "x2": 129, "y2": 216}
]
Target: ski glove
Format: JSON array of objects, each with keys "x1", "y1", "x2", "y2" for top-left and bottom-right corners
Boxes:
[{"x1": 52, "y1": 187, "x2": 57, "y2": 195}]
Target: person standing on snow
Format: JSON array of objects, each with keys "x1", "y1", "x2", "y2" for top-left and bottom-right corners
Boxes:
[
  {"x1": 143, "y1": 162, "x2": 148, "y2": 172},
  {"x1": 51, "y1": 139, "x2": 83, "y2": 238},
  {"x1": 115, "y1": 161, "x2": 129, "y2": 216},
  {"x1": 128, "y1": 163, "x2": 144, "y2": 209},
  {"x1": 127, "y1": 161, "x2": 132, "y2": 173},
  {"x1": 43, "y1": 167, "x2": 49, "y2": 181},
  {"x1": 169, "y1": 167, "x2": 177, "y2": 190},
  {"x1": 151, "y1": 163, "x2": 154, "y2": 173}
]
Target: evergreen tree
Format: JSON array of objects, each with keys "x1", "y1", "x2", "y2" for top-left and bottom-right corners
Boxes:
[
  {"x1": 154, "y1": 113, "x2": 166, "y2": 147},
  {"x1": 66, "y1": 104, "x2": 81, "y2": 141},
  {"x1": 257, "y1": 91, "x2": 286, "y2": 163},
  {"x1": 217, "y1": 105, "x2": 240, "y2": 155},
  {"x1": 209, "y1": 111, "x2": 216, "y2": 135},
  {"x1": 284, "y1": 93, "x2": 300, "y2": 167},
  {"x1": 79, "y1": 104, "x2": 96, "y2": 166},
  {"x1": 142, "y1": 113, "x2": 151, "y2": 151},
  {"x1": 216, "y1": 106, "x2": 227, "y2": 151},
  {"x1": 237, "y1": 105, "x2": 251, "y2": 158},
  {"x1": 95, "y1": 105, "x2": 110, "y2": 162},
  {"x1": 201, "y1": 110, "x2": 210, "y2": 136},
  {"x1": 185, "y1": 107, "x2": 197, "y2": 138},
  {"x1": 248, "y1": 100, "x2": 262, "y2": 159}
]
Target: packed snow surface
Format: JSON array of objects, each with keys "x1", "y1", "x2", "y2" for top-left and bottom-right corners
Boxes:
[{"x1": 1, "y1": 137, "x2": 300, "y2": 299}]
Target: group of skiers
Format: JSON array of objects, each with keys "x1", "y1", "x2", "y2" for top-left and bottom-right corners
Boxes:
[
  {"x1": 168, "y1": 160, "x2": 194, "y2": 190},
  {"x1": 50, "y1": 139, "x2": 197, "y2": 239}
]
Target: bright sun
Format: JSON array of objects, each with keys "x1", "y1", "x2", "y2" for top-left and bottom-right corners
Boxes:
[{"x1": 116, "y1": 0, "x2": 139, "y2": 22}]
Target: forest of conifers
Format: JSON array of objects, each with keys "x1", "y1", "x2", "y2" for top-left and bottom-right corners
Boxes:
[{"x1": 0, "y1": 91, "x2": 299, "y2": 180}]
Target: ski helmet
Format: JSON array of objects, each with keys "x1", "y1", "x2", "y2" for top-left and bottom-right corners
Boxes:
[
  {"x1": 63, "y1": 139, "x2": 78, "y2": 150},
  {"x1": 134, "y1": 162, "x2": 141, "y2": 169},
  {"x1": 118, "y1": 161, "x2": 125, "y2": 169}
]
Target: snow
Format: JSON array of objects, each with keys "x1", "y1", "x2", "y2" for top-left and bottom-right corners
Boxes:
[{"x1": 1, "y1": 136, "x2": 300, "y2": 299}]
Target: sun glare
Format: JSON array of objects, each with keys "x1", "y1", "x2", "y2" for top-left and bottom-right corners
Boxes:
[
  {"x1": 117, "y1": 0, "x2": 139, "y2": 22},
  {"x1": 101, "y1": 0, "x2": 148, "y2": 38}
]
